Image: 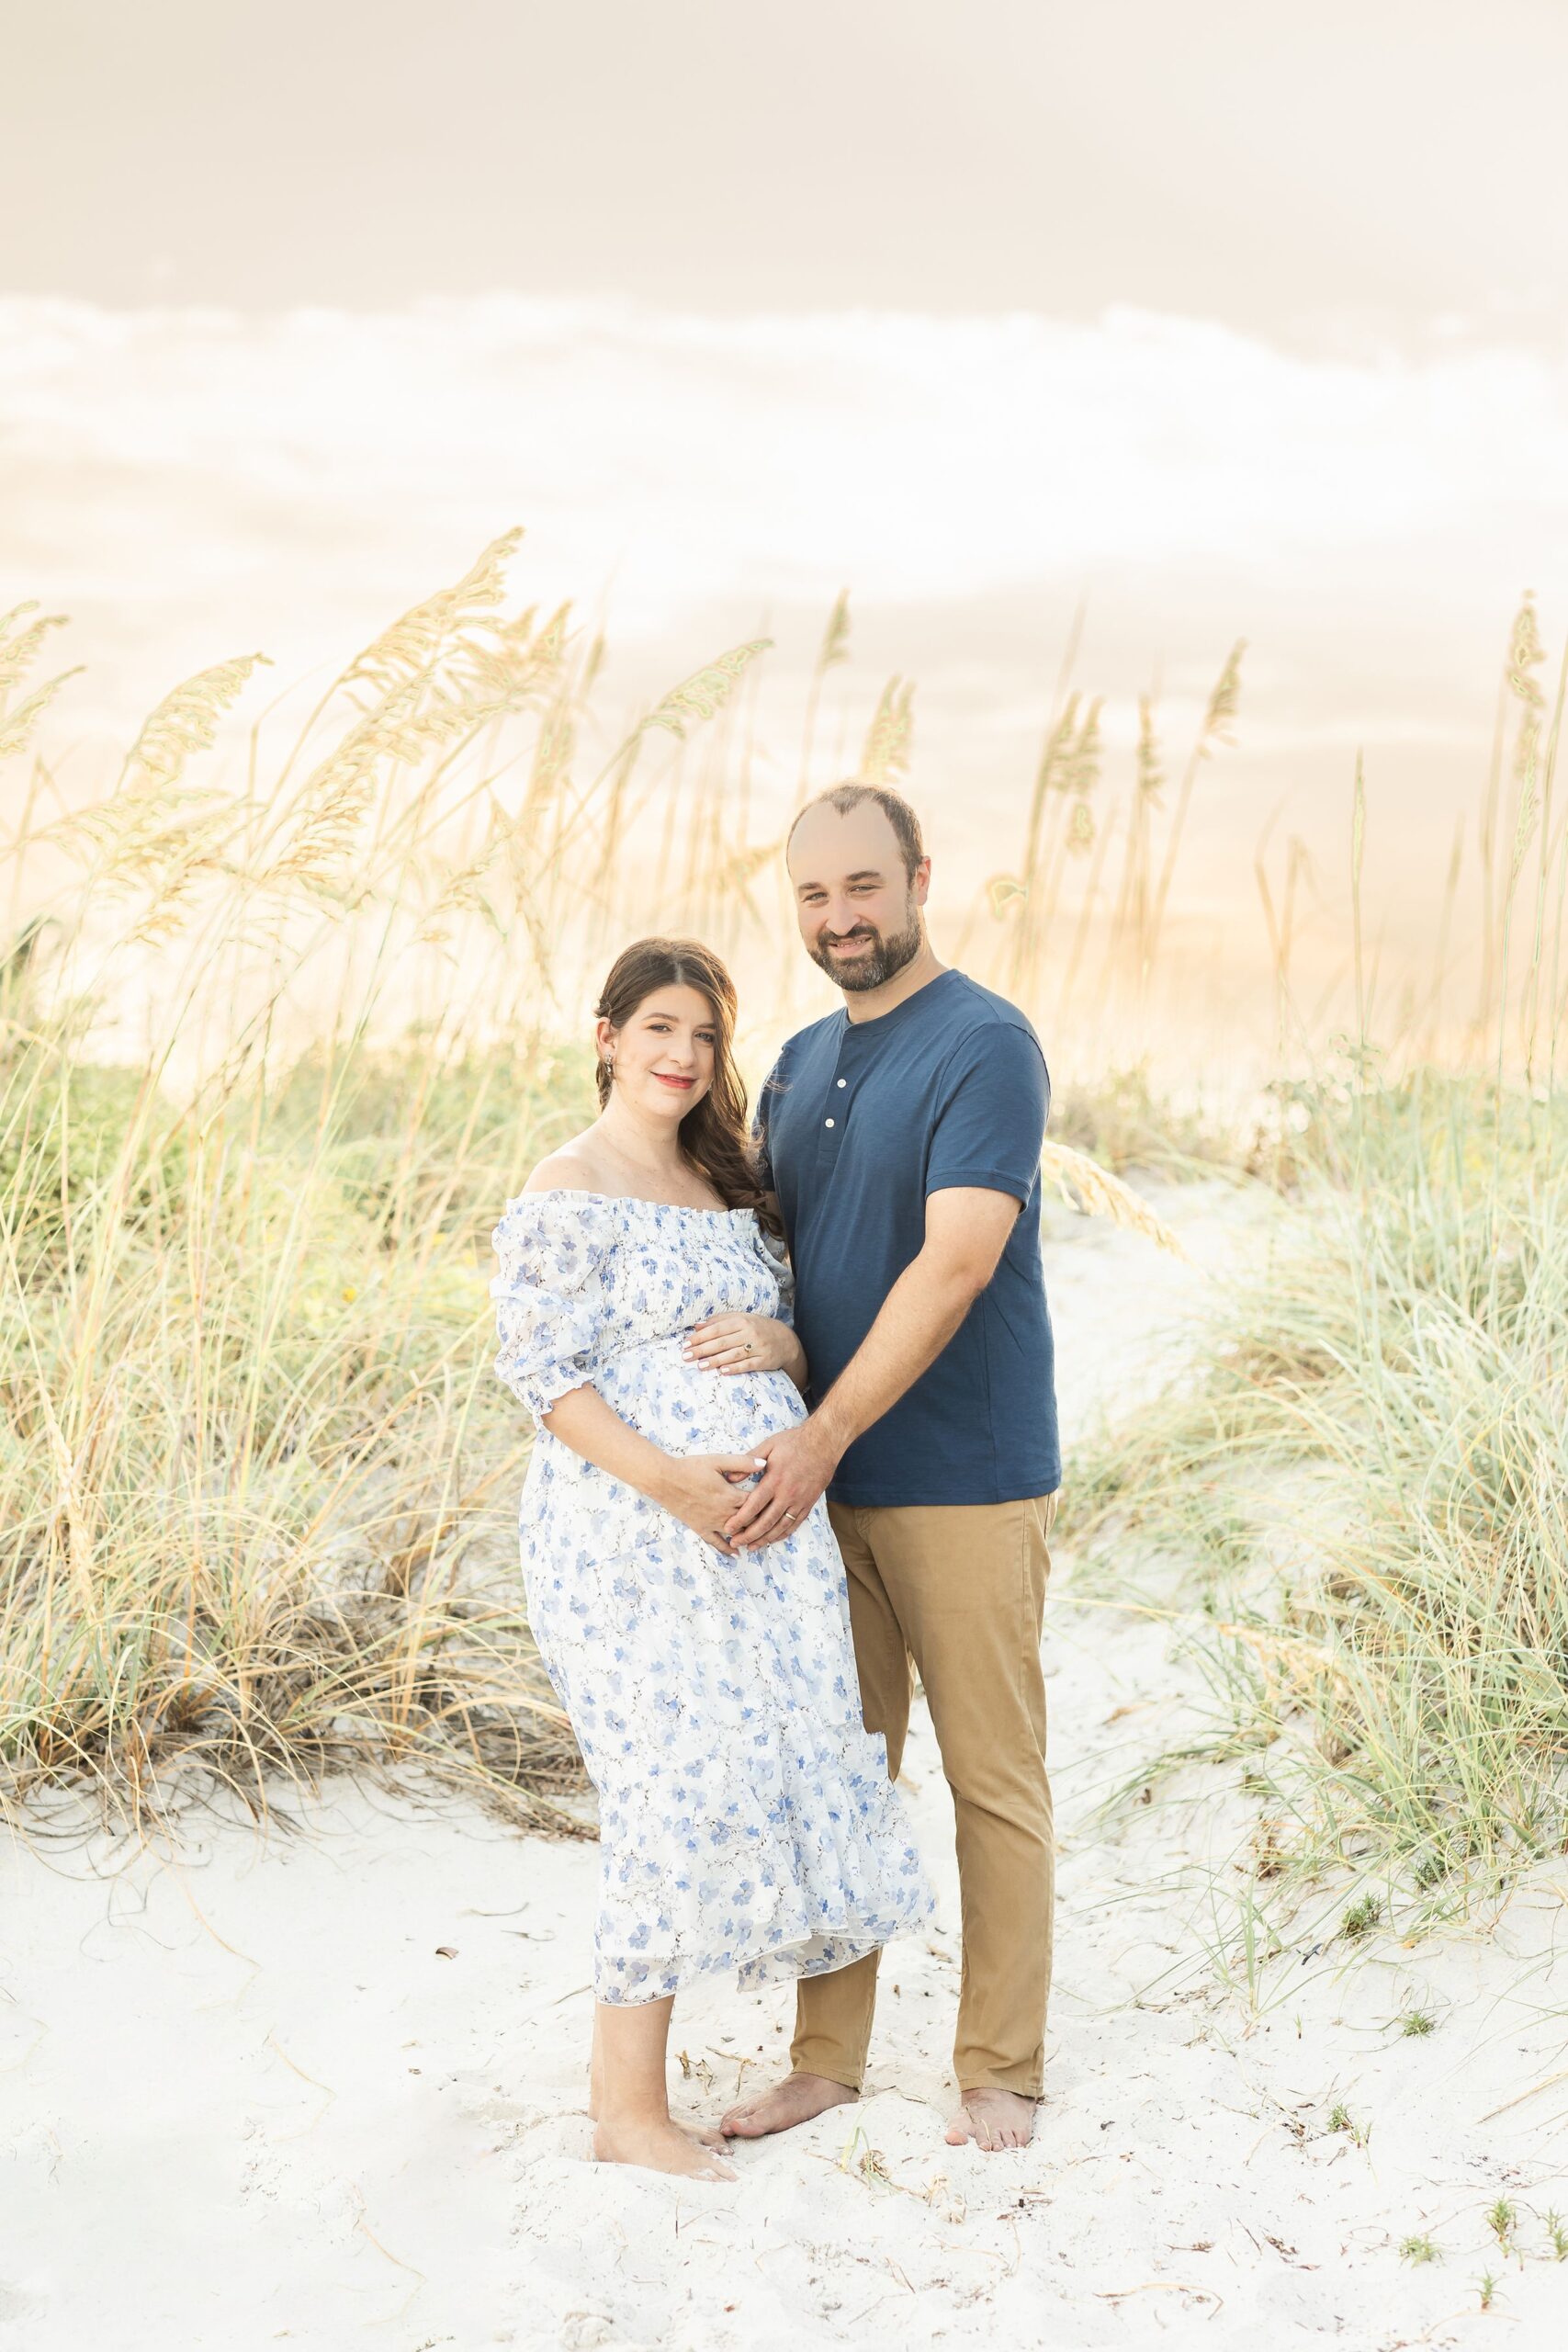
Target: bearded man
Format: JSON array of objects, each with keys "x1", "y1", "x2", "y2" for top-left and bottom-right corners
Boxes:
[{"x1": 718, "y1": 781, "x2": 1061, "y2": 2154}]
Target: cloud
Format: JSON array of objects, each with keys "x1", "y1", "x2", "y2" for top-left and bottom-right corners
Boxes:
[
  {"x1": 7, "y1": 296, "x2": 1564, "y2": 627},
  {"x1": 5, "y1": 294, "x2": 1565, "y2": 959}
]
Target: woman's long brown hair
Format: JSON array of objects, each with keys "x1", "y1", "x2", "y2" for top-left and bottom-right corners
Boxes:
[{"x1": 594, "y1": 937, "x2": 778, "y2": 1229}]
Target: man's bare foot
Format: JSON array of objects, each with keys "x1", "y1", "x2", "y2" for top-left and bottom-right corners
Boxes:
[
  {"x1": 944, "y1": 2086, "x2": 1038, "y2": 2152},
  {"x1": 720, "y1": 2071, "x2": 858, "y2": 2138},
  {"x1": 592, "y1": 2116, "x2": 736, "y2": 2179}
]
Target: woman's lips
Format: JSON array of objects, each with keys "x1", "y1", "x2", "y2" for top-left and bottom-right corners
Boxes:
[{"x1": 654, "y1": 1072, "x2": 695, "y2": 1090}]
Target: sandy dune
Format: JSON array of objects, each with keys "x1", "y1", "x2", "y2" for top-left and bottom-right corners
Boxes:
[{"x1": 5, "y1": 1184, "x2": 1566, "y2": 2348}]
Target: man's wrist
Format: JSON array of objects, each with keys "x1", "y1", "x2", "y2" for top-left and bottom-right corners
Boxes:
[{"x1": 809, "y1": 1397, "x2": 854, "y2": 1463}]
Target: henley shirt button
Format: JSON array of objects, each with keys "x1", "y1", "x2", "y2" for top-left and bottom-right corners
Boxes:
[
  {"x1": 824, "y1": 1117, "x2": 835, "y2": 1128},
  {"x1": 836, "y1": 1078, "x2": 847, "y2": 1087}
]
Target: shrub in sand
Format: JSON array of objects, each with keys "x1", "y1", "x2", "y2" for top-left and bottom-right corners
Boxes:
[{"x1": 1077, "y1": 1066, "x2": 1568, "y2": 1912}]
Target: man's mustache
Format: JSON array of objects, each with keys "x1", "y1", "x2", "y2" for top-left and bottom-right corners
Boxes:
[{"x1": 823, "y1": 928, "x2": 877, "y2": 945}]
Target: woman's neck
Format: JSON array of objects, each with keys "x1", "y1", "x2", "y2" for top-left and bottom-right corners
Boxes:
[{"x1": 594, "y1": 1094, "x2": 687, "y2": 1181}]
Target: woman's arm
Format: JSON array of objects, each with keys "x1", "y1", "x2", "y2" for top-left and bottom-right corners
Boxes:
[
  {"x1": 542, "y1": 1384, "x2": 679, "y2": 1494},
  {"x1": 542, "y1": 1385, "x2": 765, "y2": 1555}
]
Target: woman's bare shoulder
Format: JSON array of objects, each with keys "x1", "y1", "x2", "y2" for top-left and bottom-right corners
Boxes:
[{"x1": 522, "y1": 1136, "x2": 606, "y2": 1197}]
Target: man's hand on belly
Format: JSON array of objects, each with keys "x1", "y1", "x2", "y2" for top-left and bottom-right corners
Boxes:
[{"x1": 723, "y1": 1417, "x2": 841, "y2": 1550}]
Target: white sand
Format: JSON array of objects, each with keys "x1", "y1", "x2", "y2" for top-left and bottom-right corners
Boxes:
[{"x1": 6, "y1": 1182, "x2": 1567, "y2": 2350}]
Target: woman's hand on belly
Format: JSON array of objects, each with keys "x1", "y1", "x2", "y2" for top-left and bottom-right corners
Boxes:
[
  {"x1": 682, "y1": 1313, "x2": 807, "y2": 1389},
  {"x1": 651, "y1": 1450, "x2": 770, "y2": 1556}
]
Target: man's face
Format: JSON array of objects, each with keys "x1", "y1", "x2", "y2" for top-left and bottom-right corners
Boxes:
[{"x1": 787, "y1": 801, "x2": 930, "y2": 993}]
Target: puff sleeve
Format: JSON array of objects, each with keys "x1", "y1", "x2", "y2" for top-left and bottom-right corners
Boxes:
[{"x1": 490, "y1": 1193, "x2": 613, "y2": 1428}]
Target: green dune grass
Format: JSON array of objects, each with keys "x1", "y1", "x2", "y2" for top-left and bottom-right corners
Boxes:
[{"x1": 4, "y1": 545, "x2": 1564, "y2": 1928}]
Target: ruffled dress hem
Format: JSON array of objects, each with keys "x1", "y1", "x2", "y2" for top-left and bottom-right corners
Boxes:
[{"x1": 593, "y1": 1870, "x2": 935, "y2": 2006}]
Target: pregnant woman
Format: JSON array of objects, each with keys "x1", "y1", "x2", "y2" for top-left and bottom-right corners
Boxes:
[{"x1": 491, "y1": 936, "x2": 931, "y2": 2181}]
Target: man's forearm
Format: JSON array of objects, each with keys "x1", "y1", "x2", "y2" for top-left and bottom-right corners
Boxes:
[{"x1": 813, "y1": 1248, "x2": 983, "y2": 1457}]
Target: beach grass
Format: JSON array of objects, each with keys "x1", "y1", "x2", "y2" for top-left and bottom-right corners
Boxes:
[
  {"x1": 1076, "y1": 1069, "x2": 1568, "y2": 1908},
  {"x1": 5, "y1": 539, "x2": 1565, "y2": 1916},
  {"x1": 0, "y1": 997, "x2": 597, "y2": 1827},
  {"x1": 0, "y1": 538, "x2": 1189, "y2": 1825},
  {"x1": 1067, "y1": 599, "x2": 1568, "y2": 1920}
]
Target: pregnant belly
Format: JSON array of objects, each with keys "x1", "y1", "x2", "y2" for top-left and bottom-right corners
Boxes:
[
  {"x1": 596, "y1": 1334, "x2": 806, "y2": 1457},
  {"x1": 518, "y1": 1336, "x2": 805, "y2": 1564}
]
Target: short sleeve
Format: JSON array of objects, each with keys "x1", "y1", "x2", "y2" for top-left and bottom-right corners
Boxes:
[
  {"x1": 925, "y1": 1023, "x2": 1049, "y2": 1206},
  {"x1": 490, "y1": 1193, "x2": 613, "y2": 1427}
]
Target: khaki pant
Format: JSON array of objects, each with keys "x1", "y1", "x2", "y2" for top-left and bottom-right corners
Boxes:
[{"x1": 792, "y1": 1491, "x2": 1059, "y2": 2099}]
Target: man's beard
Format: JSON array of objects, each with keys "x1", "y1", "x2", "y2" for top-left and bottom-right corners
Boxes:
[{"x1": 808, "y1": 909, "x2": 923, "y2": 993}]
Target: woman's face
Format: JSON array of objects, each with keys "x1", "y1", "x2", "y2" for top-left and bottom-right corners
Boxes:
[{"x1": 598, "y1": 984, "x2": 717, "y2": 1122}]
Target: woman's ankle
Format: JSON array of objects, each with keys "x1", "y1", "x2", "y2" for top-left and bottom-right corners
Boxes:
[{"x1": 595, "y1": 2095, "x2": 671, "y2": 2132}]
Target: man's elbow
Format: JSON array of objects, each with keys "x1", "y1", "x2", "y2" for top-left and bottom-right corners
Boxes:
[
  {"x1": 922, "y1": 1194, "x2": 1021, "y2": 1304},
  {"x1": 931, "y1": 1249, "x2": 1004, "y2": 1307}
]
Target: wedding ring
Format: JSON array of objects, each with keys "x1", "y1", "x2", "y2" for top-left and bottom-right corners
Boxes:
[{"x1": 783, "y1": 1510, "x2": 796, "y2": 1521}]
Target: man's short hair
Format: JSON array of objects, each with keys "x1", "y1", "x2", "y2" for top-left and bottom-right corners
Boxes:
[{"x1": 786, "y1": 781, "x2": 926, "y2": 882}]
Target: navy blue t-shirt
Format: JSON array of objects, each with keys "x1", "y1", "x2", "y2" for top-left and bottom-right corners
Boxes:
[{"x1": 755, "y1": 967, "x2": 1060, "y2": 1508}]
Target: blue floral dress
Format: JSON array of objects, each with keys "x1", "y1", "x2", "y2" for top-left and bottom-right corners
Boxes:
[{"x1": 491, "y1": 1189, "x2": 932, "y2": 2006}]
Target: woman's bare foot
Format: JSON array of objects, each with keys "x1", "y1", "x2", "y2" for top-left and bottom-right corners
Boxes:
[
  {"x1": 944, "y1": 2086, "x2": 1038, "y2": 2151},
  {"x1": 592, "y1": 2116, "x2": 736, "y2": 2179},
  {"x1": 590, "y1": 2086, "x2": 724, "y2": 2152},
  {"x1": 720, "y1": 2071, "x2": 858, "y2": 2138}
]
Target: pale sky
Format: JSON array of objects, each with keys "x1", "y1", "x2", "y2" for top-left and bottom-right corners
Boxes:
[
  {"x1": 11, "y1": 0, "x2": 1568, "y2": 330},
  {"x1": 6, "y1": 0, "x2": 1568, "y2": 1020}
]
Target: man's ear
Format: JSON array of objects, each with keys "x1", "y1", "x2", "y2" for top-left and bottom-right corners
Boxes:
[{"x1": 912, "y1": 857, "x2": 932, "y2": 907}]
